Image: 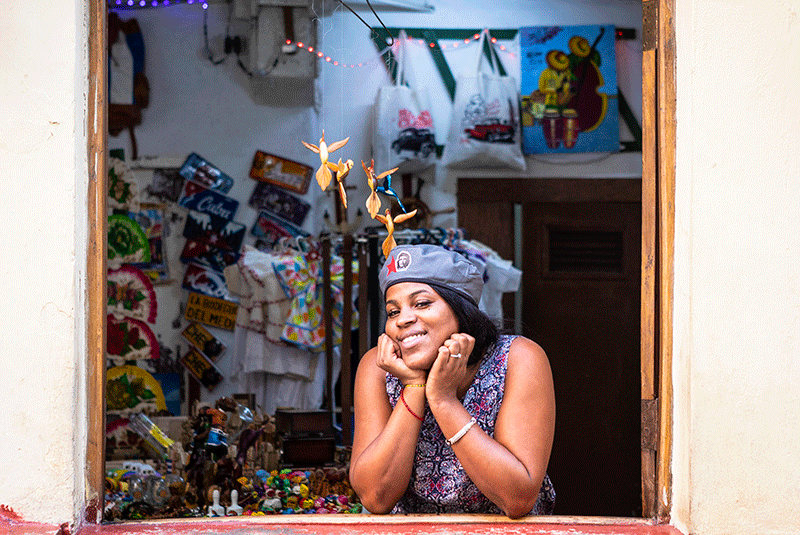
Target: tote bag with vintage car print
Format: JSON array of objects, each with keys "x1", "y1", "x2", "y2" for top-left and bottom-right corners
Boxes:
[
  {"x1": 440, "y1": 30, "x2": 526, "y2": 171},
  {"x1": 373, "y1": 33, "x2": 437, "y2": 172}
]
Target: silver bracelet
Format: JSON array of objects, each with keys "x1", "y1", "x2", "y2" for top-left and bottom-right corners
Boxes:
[{"x1": 446, "y1": 417, "x2": 477, "y2": 446}]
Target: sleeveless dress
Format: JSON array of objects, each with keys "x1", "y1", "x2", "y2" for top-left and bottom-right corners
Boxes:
[{"x1": 385, "y1": 335, "x2": 556, "y2": 515}]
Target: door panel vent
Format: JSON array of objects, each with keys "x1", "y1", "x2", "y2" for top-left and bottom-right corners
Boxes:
[{"x1": 548, "y1": 227, "x2": 624, "y2": 273}]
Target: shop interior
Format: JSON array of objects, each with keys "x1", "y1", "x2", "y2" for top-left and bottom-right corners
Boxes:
[{"x1": 102, "y1": 0, "x2": 644, "y2": 522}]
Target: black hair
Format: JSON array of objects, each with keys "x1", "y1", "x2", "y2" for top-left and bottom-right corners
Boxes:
[{"x1": 429, "y1": 284, "x2": 499, "y2": 366}]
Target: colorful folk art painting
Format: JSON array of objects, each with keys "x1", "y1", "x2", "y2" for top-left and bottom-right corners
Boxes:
[
  {"x1": 520, "y1": 25, "x2": 619, "y2": 154},
  {"x1": 127, "y1": 206, "x2": 170, "y2": 284},
  {"x1": 108, "y1": 214, "x2": 151, "y2": 267},
  {"x1": 106, "y1": 365, "x2": 167, "y2": 413}
]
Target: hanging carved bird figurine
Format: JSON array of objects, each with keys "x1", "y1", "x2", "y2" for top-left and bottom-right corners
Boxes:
[
  {"x1": 362, "y1": 159, "x2": 399, "y2": 219},
  {"x1": 302, "y1": 130, "x2": 350, "y2": 191},
  {"x1": 374, "y1": 208, "x2": 418, "y2": 256},
  {"x1": 327, "y1": 158, "x2": 354, "y2": 208},
  {"x1": 376, "y1": 171, "x2": 407, "y2": 213}
]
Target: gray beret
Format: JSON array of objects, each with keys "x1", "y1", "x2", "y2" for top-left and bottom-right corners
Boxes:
[{"x1": 379, "y1": 244, "x2": 483, "y2": 306}]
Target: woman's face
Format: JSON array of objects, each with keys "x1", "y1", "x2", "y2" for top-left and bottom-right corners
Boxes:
[{"x1": 384, "y1": 282, "x2": 459, "y2": 370}]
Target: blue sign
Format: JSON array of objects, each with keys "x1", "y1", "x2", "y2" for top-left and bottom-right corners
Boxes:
[{"x1": 178, "y1": 180, "x2": 239, "y2": 221}]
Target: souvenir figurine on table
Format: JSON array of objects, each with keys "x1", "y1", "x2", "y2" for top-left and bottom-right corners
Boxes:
[
  {"x1": 227, "y1": 489, "x2": 243, "y2": 515},
  {"x1": 207, "y1": 488, "x2": 225, "y2": 517},
  {"x1": 374, "y1": 208, "x2": 418, "y2": 256},
  {"x1": 301, "y1": 130, "x2": 350, "y2": 191},
  {"x1": 362, "y1": 159, "x2": 398, "y2": 219}
]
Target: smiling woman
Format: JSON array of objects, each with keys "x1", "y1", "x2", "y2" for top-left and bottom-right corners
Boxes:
[{"x1": 349, "y1": 244, "x2": 556, "y2": 518}]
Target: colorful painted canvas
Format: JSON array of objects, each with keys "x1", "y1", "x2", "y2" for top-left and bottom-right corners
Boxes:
[
  {"x1": 128, "y1": 206, "x2": 171, "y2": 284},
  {"x1": 520, "y1": 25, "x2": 619, "y2": 154}
]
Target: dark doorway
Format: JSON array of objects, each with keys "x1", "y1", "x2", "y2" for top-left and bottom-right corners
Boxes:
[
  {"x1": 458, "y1": 178, "x2": 642, "y2": 517},
  {"x1": 522, "y1": 200, "x2": 641, "y2": 516}
]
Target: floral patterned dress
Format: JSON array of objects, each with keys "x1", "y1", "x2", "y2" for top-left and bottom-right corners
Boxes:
[{"x1": 386, "y1": 335, "x2": 556, "y2": 515}]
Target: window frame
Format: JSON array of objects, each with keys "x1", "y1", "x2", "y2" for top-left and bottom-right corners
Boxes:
[{"x1": 84, "y1": 0, "x2": 676, "y2": 527}]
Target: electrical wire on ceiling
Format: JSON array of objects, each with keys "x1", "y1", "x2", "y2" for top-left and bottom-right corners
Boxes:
[{"x1": 336, "y1": 0, "x2": 393, "y2": 47}]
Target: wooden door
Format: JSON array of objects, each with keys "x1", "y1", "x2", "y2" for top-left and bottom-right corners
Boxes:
[{"x1": 522, "y1": 201, "x2": 642, "y2": 516}]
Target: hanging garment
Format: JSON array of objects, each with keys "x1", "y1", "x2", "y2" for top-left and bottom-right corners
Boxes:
[
  {"x1": 242, "y1": 345, "x2": 341, "y2": 415},
  {"x1": 480, "y1": 256, "x2": 522, "y2": 326},
  {"x1": 225, "y1": 246, "x2": 316, "y2": 380},
  {"x1": 273, "y1": 250, "x2": 358, "y2": 351}
]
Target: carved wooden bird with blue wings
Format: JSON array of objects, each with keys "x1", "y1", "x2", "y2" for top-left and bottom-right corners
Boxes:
[{"x1": 363, "y1": 159, "x2": 399, "y2": 219}]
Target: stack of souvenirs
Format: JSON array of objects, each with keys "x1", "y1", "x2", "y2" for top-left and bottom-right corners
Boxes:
[{"x1": 103, "y1": 396, "x2": 360, "y2": 521}]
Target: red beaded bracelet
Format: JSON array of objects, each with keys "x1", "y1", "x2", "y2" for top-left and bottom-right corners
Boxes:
[{"x1": 400, "y1": 389, "x2": 424, "y2": 421}]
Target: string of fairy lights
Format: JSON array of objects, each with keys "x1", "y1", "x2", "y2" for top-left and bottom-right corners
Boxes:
[
  {"x1": 284, "y1": 32, "x2": 516, "y2": 69},
  {"x1": 106, "y1": 0, "x2": 517, "y2": 69},
  {"x1": 110, "y1": 0, "x2": 210, "y2": 8}
]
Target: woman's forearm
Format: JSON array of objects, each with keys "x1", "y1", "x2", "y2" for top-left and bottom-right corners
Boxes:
[{"x1": 349, "y1": 387, "x2": 426, "y2": 513}]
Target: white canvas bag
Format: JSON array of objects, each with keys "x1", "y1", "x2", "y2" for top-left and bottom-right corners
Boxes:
[
  {"x1": 440, "y1": 30, "x2": 526, "y2": 171},
  {"x1": 373, "y1": 32, "x2": 437, "y2": 172}
]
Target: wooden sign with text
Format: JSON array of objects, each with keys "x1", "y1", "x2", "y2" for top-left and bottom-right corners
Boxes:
[
  {"x1": 180, "y1": 347, "x2": 223, "y2": 391},
  {"x1": 184, "y1": 292, "x2": 237, "y2": 331},
  {"x1": 181, "y1": 321, "x2": 226, "y2": 361}
]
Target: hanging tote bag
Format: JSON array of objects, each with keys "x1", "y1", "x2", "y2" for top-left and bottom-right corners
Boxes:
[
  {"x1": 440, "y1": 30, "x2": 526, "y2": 171},
  {"x1": 373, "y1": 32, "x2": 437, "y2": 172}
]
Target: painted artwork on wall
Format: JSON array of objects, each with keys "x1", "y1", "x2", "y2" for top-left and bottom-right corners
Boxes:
[{"x1": 519, "y1": 25, "x2": 619, "y2": 154}]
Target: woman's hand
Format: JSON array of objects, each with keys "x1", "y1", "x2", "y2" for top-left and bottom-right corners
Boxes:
[
  {"x1": 426, "y1": 333, "x2": 475, "y2": 404},
  {"x1": 374, "y1": 333, "x2": 427, "y2": 385}
]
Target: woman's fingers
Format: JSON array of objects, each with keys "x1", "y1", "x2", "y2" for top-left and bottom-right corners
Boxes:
[{"x1": 443, "y1": 333, "x2": 475, "y2": 360}]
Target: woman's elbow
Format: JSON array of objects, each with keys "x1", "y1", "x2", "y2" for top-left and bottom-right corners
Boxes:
[
  {"x1": 499, "y1": 485, "x2": 540, "y2": 519},
  {"x1": 353, "y1": 489, "x2": 397, "y2": 514},
  {"x1": 349, "y1": 474, "x2": 397, "y2": 514}
]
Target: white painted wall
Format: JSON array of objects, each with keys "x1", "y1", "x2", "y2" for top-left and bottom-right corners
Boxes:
[
  {"x1": 0, "y1": 0, "x2": 88, "y2": 526},
  {"x1": 670, "y1": 1, "x2": 800, "y2": 534}
]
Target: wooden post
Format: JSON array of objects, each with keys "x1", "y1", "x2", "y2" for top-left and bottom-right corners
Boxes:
[
  {"x1": 340, "y1": 234, "x2": 353, "y2": 445},
  {"x1": 322, "y1": 236, "x2": 334, "y2": 414},
  {"x1": 357, "y1": 238, "x2": 369, "y2": 361}
]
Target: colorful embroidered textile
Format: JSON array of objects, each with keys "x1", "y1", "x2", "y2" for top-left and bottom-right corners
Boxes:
[
  {"x1": 386, "y1": 335, "x2": 556, "y2": 515},
  {"x1": 107, "y1": 265, "x2": 158, "y2": 323},
  {"x1": 273, "y1": 251, "x2": 357, "y2": 351}
]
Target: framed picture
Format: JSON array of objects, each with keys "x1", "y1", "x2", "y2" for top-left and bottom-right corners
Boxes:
[
  {"x1": 249, "y1": 150, "x2": 313, "y2": 194},
  {"x1": 127, "y1": 204, "x2": 171, "y2": 284},
  {"x1": 144, "y1": 167, "x2": 184, "y2": 204},
  {"x1": 519, "y1": 25, "x2": 619, "y2": 154}
]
